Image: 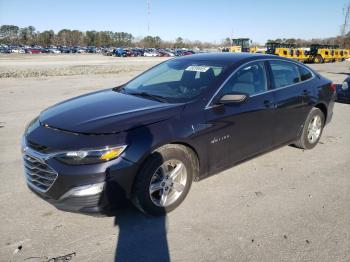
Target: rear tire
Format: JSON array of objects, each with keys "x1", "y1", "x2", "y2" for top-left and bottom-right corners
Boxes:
[
  {"x1": 294, "y1": 108, "x2": 325, "y2": 150},
  {"x1": 132, "y1": 145, "x2": 196, "y2": 216}
]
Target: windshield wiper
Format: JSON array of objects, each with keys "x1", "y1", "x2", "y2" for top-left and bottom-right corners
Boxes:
[{"x1": 128, "y1": 92, "x2": 168, "y2": 103}]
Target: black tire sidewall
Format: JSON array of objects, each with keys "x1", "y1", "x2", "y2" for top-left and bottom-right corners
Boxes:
[{"x1": 133, "y1": 145, "x2": 194, "y2": 216}]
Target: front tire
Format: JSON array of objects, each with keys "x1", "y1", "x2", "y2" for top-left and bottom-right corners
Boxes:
[
  {"x1": 294, "y1": 108, "x2": 325, "y2": 150},
  {"x1": 132, "y1": 145, "x2": 196, "y2": 216}
]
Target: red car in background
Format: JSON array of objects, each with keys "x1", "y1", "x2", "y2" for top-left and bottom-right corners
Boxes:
[{"x1": 25, "y1": 48, "x2": 42, "y2": 54}]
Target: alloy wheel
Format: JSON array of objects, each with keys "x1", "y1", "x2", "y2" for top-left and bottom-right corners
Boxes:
[
  {"x1": 149, "y1": 159, "x2": 187, "y2": 207},
  {"x1": 307, "y1": 115, "x2": 322, "y2": 144}
]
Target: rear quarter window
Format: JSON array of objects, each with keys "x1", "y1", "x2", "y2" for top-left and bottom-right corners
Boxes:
[
  {"x1": 298, "y1": 65, "x2": 313, "y2": 81},
  {"x1": 269, "y1": 60, "x2": 301, "y2": 88}
]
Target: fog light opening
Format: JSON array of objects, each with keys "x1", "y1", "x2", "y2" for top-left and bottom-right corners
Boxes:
[{"x1": 60, "y1": 182, "x2": 105, "y2": 200}]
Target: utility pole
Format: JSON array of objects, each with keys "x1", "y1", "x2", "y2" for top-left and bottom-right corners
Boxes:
[
  {"x1": 341, "y1": 2, "x2": 350, "y2": 37},
  {"x1": 147, "y1": 0, "x2": 151, "y2": 34}
]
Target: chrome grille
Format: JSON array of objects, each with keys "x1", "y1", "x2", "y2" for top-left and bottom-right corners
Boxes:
[{"x1": 23, "y1": 154, "x2": 58, "y2": 192}]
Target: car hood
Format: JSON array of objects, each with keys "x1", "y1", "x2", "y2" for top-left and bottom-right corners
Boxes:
[{"x1": 39, "y1": 89, "x2": 183, "y2": 134}]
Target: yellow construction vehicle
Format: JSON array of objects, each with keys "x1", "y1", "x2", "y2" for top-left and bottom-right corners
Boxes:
[
  {"x1": 265, "y1": 43, "x2": 310, "y2": 62},
  {"x1": 291, "y1": 48, "x2": 310, "y2": 63},
  {"x1": 308, "y1": 44, "x2": 333, "y2": 63},
  {"x1": 328, "y1": 45, "x2": 350, "y2": 62},
  {"x1": 266, "y1": 42, "x2": 289, "y2": 57},
  {"x1": 326, "y1": 45, "x2": 340, "y2": 62},
  {"x1": 332, "y1": 48, "x2": 342, "y2": 62},
  {"x1": 228, "y1": 38, "x2": 258, "y2": 53},
  {"x1": 342, "y1": 49, "x2": 350, "y2": 60}
]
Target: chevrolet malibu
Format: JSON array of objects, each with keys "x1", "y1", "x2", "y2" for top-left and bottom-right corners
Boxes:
[{"x1": 22, "y1": 53, "x2": 336, "y2": 216}]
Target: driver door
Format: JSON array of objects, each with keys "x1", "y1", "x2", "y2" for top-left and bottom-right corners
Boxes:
[{"x1": 204, "y1": 61, "x2": 275, "y2": 172}]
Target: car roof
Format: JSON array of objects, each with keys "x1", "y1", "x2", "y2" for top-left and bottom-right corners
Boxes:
[{"x1": 175, "y1": 52, "x2": 288, "y2": 64}]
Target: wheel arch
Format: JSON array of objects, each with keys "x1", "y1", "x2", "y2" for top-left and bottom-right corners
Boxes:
[
  {"x1": 131, "y1": 141, "x2": 201, "y2": 197},
  {"x1": 169, "y1": 142, "x2": 200, "y2": 176},
  {"x1": 314, "y1": 102, "x2": 328, "y2": 122}
]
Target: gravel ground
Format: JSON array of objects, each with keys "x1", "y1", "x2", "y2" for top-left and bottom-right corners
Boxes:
[
  {"x1": 0, "y1": 54, "x2": 168, "y2": 78},
  {"x1": 0, "y1": 55, "x2": 349, "y2": 262}
]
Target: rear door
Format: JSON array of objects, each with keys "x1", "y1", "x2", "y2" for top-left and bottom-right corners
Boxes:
[{"x1": 268, "y1": 60, "x2": 314, "y2": 146}]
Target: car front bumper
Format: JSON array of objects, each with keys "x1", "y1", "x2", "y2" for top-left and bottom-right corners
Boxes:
[
  {"x1": 28, "y1": 183, "x2": 107, "y2": 214},
  {"x1": 22, "y1": 143, "x2": 139, "y2": 214}
]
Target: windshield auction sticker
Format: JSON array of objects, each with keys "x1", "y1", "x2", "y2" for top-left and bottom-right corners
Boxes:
[{"x1": 185, "y1": 65, "x2": 210, "y2": 72}]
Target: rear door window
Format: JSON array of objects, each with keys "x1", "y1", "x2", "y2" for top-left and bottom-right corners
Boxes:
[{"x1": 269, "y1": 60, "x2": 301, "y2": 88}]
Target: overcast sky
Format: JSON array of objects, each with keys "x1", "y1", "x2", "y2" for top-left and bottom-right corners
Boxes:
[{"x1": 0, "y1": 0, "x2": 348, "y2": 44}]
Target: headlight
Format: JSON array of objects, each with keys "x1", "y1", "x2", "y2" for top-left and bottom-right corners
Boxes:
[
  {"x1": 54, "y1": 145, "x2": 127, "y2": 165},
  {"x1": 342, "y1": 81, "x2": 349, "y2": 91}
]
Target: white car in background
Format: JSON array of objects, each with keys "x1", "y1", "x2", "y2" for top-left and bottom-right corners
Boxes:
[
  {"x1": 75, "y1": 48, "x2": 86, "y2": 54},
  {"x1": 164, "y1": 51, "x2": 175, "y2": 57},
  {"x1": 11, "y1": 48, "x2": 25, "y2": 54},
  {"x1": 49, "y1": 48, "x2": 61, "y2": 54},
  {"x1": 144, "y1": 51, "x2": 158, "y2": 57}
]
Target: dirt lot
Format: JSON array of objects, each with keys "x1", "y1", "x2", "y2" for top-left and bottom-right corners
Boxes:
[
  {"x1": 0, "y1": 55, "x2": 349, "y2": 262},
  {"x1": 0, "y1": 54, "x2": 168, "y2": 78}
]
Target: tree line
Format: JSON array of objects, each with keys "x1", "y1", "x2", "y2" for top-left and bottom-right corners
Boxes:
[
  {"x1": 1, "y1": 24, "x2": 349, "y2": 49},
  {"x1": 0, "y1": 25, "x2": 133, "y2": 47},
  {"x1": 0, "y1": 25, "x2": 216, "y2": 49}
]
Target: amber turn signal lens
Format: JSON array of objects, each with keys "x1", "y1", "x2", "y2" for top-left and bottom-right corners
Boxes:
[{"x1": 99, "y1": 147, "x2": 125, "y2": 161}]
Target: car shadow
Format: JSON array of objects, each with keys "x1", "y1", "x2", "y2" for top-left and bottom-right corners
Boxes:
[
  {"x1": 113, "y1": 204, "x2": 170, "y2": 262},
  {"x1": 112, "y1": 124, "x2": 170, "y2": 262}
]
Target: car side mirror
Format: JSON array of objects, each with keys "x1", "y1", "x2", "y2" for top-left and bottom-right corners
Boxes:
[{"x1": 216, "y1": 93, "x2": 249, "y2": 105}]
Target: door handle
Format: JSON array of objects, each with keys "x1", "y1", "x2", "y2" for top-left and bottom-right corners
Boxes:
[{"x1": 263, "y1": 100, "x2": 273, "y2": 108}]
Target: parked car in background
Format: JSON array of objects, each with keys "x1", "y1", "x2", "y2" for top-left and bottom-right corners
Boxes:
[
  {"x1": 336, "y1": 76, "x2": 350, "y2": 103},
  {"x1": 144, "y1": 50, "x2": 158, "y2": 57},
  {"x1": 113, "y1": 48, "x2": 126, "y2": 57},
  {"x1": 131, "y1": 48, "x2": 144, "y2": 56},
  {"x1": 86, "y1": 46, "x2": 97, "y2": 53},
  {"x1": 0, "y1": 46, "x2": 10, "y2": 53},
  {"x1": 40, "y1": 48, "x2": 50, "y2": 53},
  {"x1": 59, "y1": 46, "x2": 72, "y2": 53},
  {"x1": 22, "y1": 53, "x2": 335, "y2": 216},
  {"x1": 72, "y1": 47, "x2": 86, "y2": 53},
  {"x1": 25, "y1": 48, "x2": 42, "y2": 54},
  {"x1": 102, "y1": 48, "x2": 114, "y2": 56},
  {"x1": 124, "y1": 48, "x2": 133, "y2": 57},
  {"x1": 164, "y1": 51, "x2": 175, "y2": 57},
  {"x1": 156, "y1": 50, "x2": 171, "y2": 57},
  {"x1": 174, "y1": 49, "x2": 191, "y2": 56},
  {"x1": 10, "y1": 47, "x2": 25, "y2": 54},
  {"x1": 48, "y1": 48, "x2": 61, "y2": 54}
]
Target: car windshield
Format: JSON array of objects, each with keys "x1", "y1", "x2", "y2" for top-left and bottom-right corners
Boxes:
[{"x1": 121, "y1": 59, "x2": 228, "y2": 103}]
